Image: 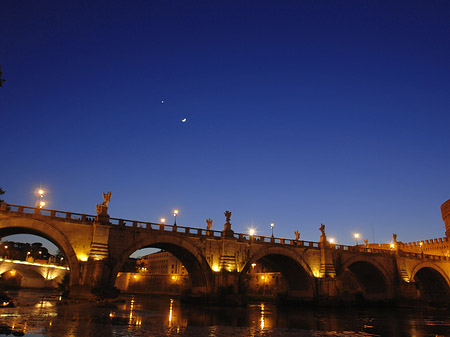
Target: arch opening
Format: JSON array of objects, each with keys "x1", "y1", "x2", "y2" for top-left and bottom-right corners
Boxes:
[
  {"x1": 414, "y1": 267, "x2": 450, "y2": 303},
  {"x1": 342, "y1": 261, "x2": 388, "y2": 300},
  {"x1": 0, "y1": 228, "x2": 72, "y2": 289},
  {"x1": 239, "y1": 253, "x2": 314, "y2": 299},
  {"x1": 114, "y1": 242, "x2": 209, "y2": 296}
]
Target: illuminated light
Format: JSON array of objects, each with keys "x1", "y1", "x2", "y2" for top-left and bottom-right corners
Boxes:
[
  {"x1": 329, "y1": 238, "x2": 335, "y2": 244},
  {"x1": 171, "y1": 275, "x2": 176, "y2": 280},
  {"x1": 261, "y1": 275, "x2": 265, "y2": 280},
  {"x1": 160, "y1": 218, "x2": 166, "y2": 223},
  {"x1": 249, "y1": 228, "x2": 255, "y2": 236},
  {"x1": 420, "y1": 242, "x2": 423, "y2": 247},
  {"x1": 354, "y1": 233, "x2": 360, "y2": 245},
  {"x1": 212, "y1": 265, "x2": 219, "y2": 272},
  {"x1": 77, "y1": 254, "x2": 88, "y2": 262},
  {"x1": 390, "y1": 243, "x2": 395, "y2": 249},
  {"x1": 39, "y1": 201, "x2": 46, "y2": 208},
  {"x1": 4, "y1": 246, "x2": 7, "y2": 249},
  {"x1": 251, "y1": 263, "x2": 256, "y2": 268},
  {"x1": 260, "y1": 303, "x2": 265, "y2": 330},
  {"x1": 109, "y1": 313, "x2": 114, "y2": 318},
  {"x1": 313, "y1": 270, "x2": 320, "y2": 278},
  {"x1": 168, "y1": 298, "x2": 173, "y2": 326},
  {"x1": 38, "y1": 189, "x2": 44, "y2": 196},
  {"x1": 173, "y1": 209, "x2": 178, "y2": 216},
  {"x1": 10, "y1": 270, "x2": 16, "y2": 276}
]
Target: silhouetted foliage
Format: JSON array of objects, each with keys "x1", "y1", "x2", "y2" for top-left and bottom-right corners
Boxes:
[{"x1": 0, "y1": 187, "x2": 5, "y2": 203}]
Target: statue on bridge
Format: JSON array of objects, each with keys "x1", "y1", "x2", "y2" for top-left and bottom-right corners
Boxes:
[
  {"x1": 224, "y1": 211, "x2": 231, "y2": 223},
  {"x1": 101, "y1": 192, "x2": 111, "y2": 207},
  {"x1": 294, "y1": 230, "x2": 300, "y2": 241},
  {"x1": 96, "y1": 192, "x2": 111, "y2": 220},
  {"x1": 206, "y1": 218, "x2": 213, "y2": 230},
  {"x1": 319, "y1": 223, "x2": 327, "y2": 243},
  {"x1": 222, "y1": 210, "x2": 234, "y2": 238}
]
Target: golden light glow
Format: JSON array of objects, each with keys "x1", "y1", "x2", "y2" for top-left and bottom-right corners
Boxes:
[
  {"x1": 39, "y1": 201, "x2": 46, "y2": 208},
  {"x1": 249, "y1": 228, "x2": 255, "y2": 236},
  {"x1": 261, "y1": 275, "x2": 265, "y2": 280},
  {"x1": 10, "y1": 270, "x2": 16, "y2": 276},
  {"x1": 77, "y1": 254, "x2": 88, "y2": 262},
  {"x1": 160, "y1": 218, "x2": 166, "y2": 223},
  {"x1": 390, "y1": 243, "x2": 395, "y2": 249},
  {"x1": 173, "y1": 209, "x2": 178, "y2": 216},
  {"x1": 4, "y1": 246, "x2": 7, "y2": 249},
  {"x1": 329, "y1": 238, "x2": 335, "y2": 244},
  {"x1": 251, "y1": 263, "x2": 256, "y2": 268},
  {"x1": 168, "y1": 298, "x2": 173, "y2": 326},
  {"x1": 212, "y1": 265, "x2": 219, "y2": 272},
  {"x1": 354, "y1": 233, "x2": 359, "y2": 239},
  {"x1": 38, "y1": 189, "x2": 44, "y2": 196},
  {"x1": 133, "y1": 275, "x2": 138, "y2": 279},
  {"x1": 260, "y1": 303, "x2": 265, "y2": 330},
  {"x1": 313, "y1": 270, "x2": 320, "y2": 278},
  {"x1": 171, "y1": 275, "x2": 176, "y2": 280},
  {"x1": 270, "y1": 222, "x2": 274, "y2": 228},
  {"x1": 420, "y1": 241, "x2": 423, "y2": 247}
]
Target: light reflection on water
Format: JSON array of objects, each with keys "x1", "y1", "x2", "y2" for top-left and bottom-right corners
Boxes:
[{"x1": 0, "y1": 290, "x2": 449, "y2": 336}]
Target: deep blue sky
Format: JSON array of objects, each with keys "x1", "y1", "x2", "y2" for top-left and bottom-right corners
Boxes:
[{"x1": 1, "y1": 0, "x2": 450, "y2": 254}]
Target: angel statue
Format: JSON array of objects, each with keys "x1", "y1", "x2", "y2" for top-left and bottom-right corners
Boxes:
[
  {"x1": 101, "y1": 192, "x2": 112, "y2": 207},
  {"x1": 224, "y1": 210, "x2": 232, "y2": 223},
  {"x1": 319, "y1": 223, "x2": 326, "y2": 236},
  {"x1": 294, "y1": 230, "x2": 300, "y2": 241},
  {"x1": 206, "y1": 218, "x2": 213, "y2": 230}
]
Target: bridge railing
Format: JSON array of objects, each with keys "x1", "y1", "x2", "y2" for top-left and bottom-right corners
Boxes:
[
  {"x1": 3, "y1": 203, "x2": 449, "y2": 260},
  {"x1": 2, "y1": 204, "x2": 96, "y2": 223}
]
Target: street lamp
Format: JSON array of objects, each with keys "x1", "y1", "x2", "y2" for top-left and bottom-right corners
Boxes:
[
  {"x1": 173, "y1": 210, "x2": 178, "y2": 226},
  {"x1": 270, "y1": 222, "x2": 275, "y2": 237},
  {"x1": 38, "y1": 189, "x2": 45, "y2": 208},
  {"x1": 249, "y1": 228, "x2": 255, "y2": 237},
  {"x1": 329, "y1": 238, "x2": 335, "y2": 244},
  {"x1": 354, "y1": 233, "x2": 360, "y2": 246},
  {"x1": 160, "y1": 218, "x2": 166, "y2": 224}
]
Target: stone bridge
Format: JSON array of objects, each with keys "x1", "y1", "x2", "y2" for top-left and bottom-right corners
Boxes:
[
  {"x1": 0, "y1": 258, "x2": 68, "y2": 288},
  {"x1": 1, "y1": 201, "x2": 450, "y2": 303}
]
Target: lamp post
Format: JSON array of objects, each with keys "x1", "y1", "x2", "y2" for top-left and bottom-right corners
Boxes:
[
  {"x1": 173, "y1": 210, "x2": 178, "y2": 226},
  {"x1": 354, "y1": 233, "x2": 360, "y2": 246},
  {"x1": 270, "y1": 222, "x2": 275, "y2": 237},
  {"x1": 160, "y1": 218, "x2": 166, "y2": 224},
  {"x1": 38, "y1": 189, "x2": 45, "y2": 208}
]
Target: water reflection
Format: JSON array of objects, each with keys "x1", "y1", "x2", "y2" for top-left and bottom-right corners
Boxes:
[{"x1": 0, "y1": 290, "x2": 450, "y2": 336}]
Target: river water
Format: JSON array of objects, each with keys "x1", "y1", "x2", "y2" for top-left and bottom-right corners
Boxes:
[{"x1": 0, "y1": 290, "x2": 449, "y2": 336}]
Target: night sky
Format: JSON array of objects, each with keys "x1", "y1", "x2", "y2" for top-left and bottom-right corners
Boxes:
[{"x1": 1, "y1": 1, "x2": 450, "y2": 255}]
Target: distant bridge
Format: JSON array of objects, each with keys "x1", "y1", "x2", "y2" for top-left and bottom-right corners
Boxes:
[
  {"x1": 0, "y1": 258, "x2": 68, "y2": 288},
  {"x1": 1, "y1": 201, "x2": 450, "y2": 302}
]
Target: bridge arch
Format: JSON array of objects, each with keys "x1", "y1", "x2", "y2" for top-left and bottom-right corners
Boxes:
[
  {"x1": 111, "y1": 235, "x2": 212, "y2": 294},
  {"x1": 0, "y1": 218, "x2": 78, "y2": 286},
  {"x1": 410, "y1": 262, "x2": 450, "y2": 303},
  {"x1": 240, "y1": 246, "x2": 316, "y2": 299},
  {"x1": 338, "y1": 256, "x2": 393, "y2": 300}
]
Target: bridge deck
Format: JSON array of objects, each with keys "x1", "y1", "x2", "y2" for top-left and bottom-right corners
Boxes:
[{"x1": 1, "y1": 203, "x2": 449, "y2": 262}]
